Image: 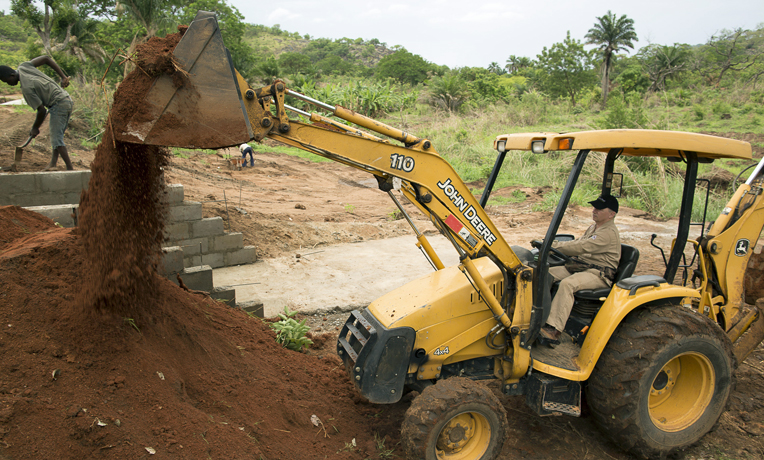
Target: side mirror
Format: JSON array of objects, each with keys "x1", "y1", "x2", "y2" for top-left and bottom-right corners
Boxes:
[{"x1": 609, "y1": 173, "x2": 623, "y2": 198}]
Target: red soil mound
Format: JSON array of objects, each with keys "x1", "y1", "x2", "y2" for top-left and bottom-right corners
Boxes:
[{"x1": 0, "y1": 209, "x2": 398, "y2": 458}]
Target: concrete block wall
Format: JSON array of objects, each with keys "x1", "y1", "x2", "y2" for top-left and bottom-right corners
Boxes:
[
  {"x1": 162, "y1": 183, "x2": 256, "y2": 269},
  {"x1": 1, "y1": 173, "x2": 251, "y2": 308},
  {"x1": 160, "y1": 255, "x2": 237, "y2": 307},
  {"x1": 0, "y1": 170, "x2": 90, "y2": 207}
]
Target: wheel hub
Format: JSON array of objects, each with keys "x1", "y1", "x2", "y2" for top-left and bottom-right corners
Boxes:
[
  {"x1": 648, "y1": 352, "x2": 715, "y2": 432},
  {"x1": 437, "y1": 413, "x2": 475, "y2": 452}
]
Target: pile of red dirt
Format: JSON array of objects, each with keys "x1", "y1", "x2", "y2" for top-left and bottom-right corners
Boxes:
[
  {"x1": 0, "y1": 206, "x2": 401, "y2": 459},
  {"x1": 0, "y1": 27, "x2": 404, "y2": 460}
]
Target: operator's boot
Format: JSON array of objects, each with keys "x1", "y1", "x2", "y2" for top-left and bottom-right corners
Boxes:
[
  {"x1": 250, "y1": 158, "x2": 254, "y2": 167},
  {"x1": 43, "y1": 149, "x2": 60, "y2": 171},
  {"x1": 537, "y1": 325, "x2": 561, "y2": 348},
  {"x1": 58, "y1": 146, "x2": 74, "y2": 170}
]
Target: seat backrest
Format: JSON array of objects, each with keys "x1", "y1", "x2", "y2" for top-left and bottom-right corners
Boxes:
[{"x1": 615, "y1": 244, "x2": 639, "y2": 282}]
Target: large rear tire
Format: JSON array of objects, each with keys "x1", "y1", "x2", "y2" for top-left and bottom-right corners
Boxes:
[
  {"x1": 586, "y1": 305, "x2": 735, "y2": 459},
  {"x1": 401, "y1": 377, "x2": 508, "y2": 460}
]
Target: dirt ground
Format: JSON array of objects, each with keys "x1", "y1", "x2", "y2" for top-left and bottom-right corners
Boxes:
[{"x1": 2, "y1": 37, "x2": 764, "y2": 459}]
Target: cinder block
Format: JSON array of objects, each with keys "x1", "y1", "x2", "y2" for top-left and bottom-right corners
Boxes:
[
  {"x1": 38, "y1": 170, "x2": 89, "y2": 194},
  {"x1": 163, "y1": 222, "x2": 190, "y2": 242},
  {"x1": 168, "y1": 201, "x2": 202, "y2": 222},
  {"x1": 239, "y1": 300, "x2": 264, "y2": 318},
  {"x1": 213, "y1": 232, "x2": 244, "y2": 252},
  {"x1": 16, "y1": 192, "x2": 60, "y2": 207},
  {"x1": 225, "y1": 246, "x2": 256, "y2": 266},
  {"x1": 196, "y1": 252, "x2": 224, "y2": 269},
  {"x1": 24, "y1": 204, "x2": 79, "y2": 227},
  {"x1": 0, "y1": 173, "x2": 37, "y2": 201},
  {"x1": 161, "y1": 246, "x2": 184, "y2": 277},
  {"x1": 191, "y1": 217, "x2": 225, "y2": 238},
  {"x1": 177, "y1": 237, "x2": 209, "y2": 256},
  {"x1": 61, "y1": 191, "x2": 83, "y2": 205},
  {"x1": 178, "y1": 265, "x2": 213, "y2": 292},
  {"x1": 163, "y1": 184, "x2": 185, "y2": 205},
  {"x1": 210, "y1": 286, "x2": 236, "y2": 308}
]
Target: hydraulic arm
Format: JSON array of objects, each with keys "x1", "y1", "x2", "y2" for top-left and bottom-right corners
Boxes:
[{"x1": 114, "y1": 10, "x2": 528, "y2": 330}]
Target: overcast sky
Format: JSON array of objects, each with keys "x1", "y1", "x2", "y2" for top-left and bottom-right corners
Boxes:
[{"x1": 1, "y1": 0, "x2": 762, "y2": 68}]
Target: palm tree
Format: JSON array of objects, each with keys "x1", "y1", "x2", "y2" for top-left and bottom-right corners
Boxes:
[
  {"x1": 642, "y1": 44, "x2": 690, "y2": 91},
  {"x1": 585, "y1": 11, "x2": 638, "y2": 106}
]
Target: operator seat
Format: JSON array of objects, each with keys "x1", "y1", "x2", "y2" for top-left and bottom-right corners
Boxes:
[
  {"x1": 570, "y1": 244, "x2": 640, "y2": 317},
  {"x1": 561, "y1": 244, "x2": 639, "y2": 345}
]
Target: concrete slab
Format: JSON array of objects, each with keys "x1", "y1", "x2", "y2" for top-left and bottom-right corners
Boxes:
[{"x1": 213, "y1": 234, "x2": 460, "y2": 317}]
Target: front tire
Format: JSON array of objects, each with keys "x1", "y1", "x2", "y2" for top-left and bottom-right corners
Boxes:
[
  {"x1": 587, "y1": 304, "x2": 735, "y2": 459},
  {"x1": 401, "y1": 377, "x2": 508, "y2": 460}
]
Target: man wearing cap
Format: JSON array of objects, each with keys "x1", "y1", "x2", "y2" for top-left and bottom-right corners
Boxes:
[{"x1": 538, "y1": 195, "x2": 621, "y2": 345}]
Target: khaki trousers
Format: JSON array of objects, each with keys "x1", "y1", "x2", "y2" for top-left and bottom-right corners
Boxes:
[{"x1": 547, "y1": 266, "x2": 609, "y2": 332}]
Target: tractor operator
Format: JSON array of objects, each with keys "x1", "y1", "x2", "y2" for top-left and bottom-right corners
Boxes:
[
  {"x1": 538, "y1": 195, "x2": 621, "y2": 345},
  {"x1": 0, "y1": 55, "x2": 73, "y2": 171}
]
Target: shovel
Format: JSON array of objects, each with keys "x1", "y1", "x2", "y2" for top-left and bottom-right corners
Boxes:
[{"x1": 2, "y1": 136, "x2": 31, "y2": 172}]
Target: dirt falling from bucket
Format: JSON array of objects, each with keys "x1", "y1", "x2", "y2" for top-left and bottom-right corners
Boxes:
[
  {"x1": 75, "y1": 32, "x2": 185, "y2": 317},
  {"x1": 76, "y1": 130, "x2": 168, "y2": 316}
]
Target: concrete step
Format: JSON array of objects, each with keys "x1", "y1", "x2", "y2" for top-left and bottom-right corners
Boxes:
[{"x1": 24, "y1": 204, "x2": 79, "y2": 227}]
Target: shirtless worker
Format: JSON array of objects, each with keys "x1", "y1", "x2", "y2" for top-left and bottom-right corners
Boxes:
[{"x1": 0, "y1": 55, "x2": 73, "y2": 170}]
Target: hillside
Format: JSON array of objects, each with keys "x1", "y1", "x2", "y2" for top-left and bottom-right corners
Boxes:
[{"x1": 244, "y1": 24, "x2": 396, "y2": 68}]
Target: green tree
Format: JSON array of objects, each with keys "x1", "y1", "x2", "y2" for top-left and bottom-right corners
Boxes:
[
  {"x1": 585, "y1": 10, "x2": 638, "y2": 107},
  {"x1": 428, "y1": 73, "x2": 468, "y2": 112},
  {"x1": 278, "y1": 51, "x2": 312, "y2": 75},
  {"x1": 375, "y1": 48, "x2": 434, "y2": 85},
  {"x1": 612, "y1": 58, "x2": 649, "y2": 94},
  {"x1": 254, "y1": 55, "x2": 280, "y2": 84},
  {"x1": 487, "y1": 61, "x2": 506, "y2": 75},
  {"x1": 536, "y1": 31, "x2": 597, "y2": 106},
  {"x1": 316, "y1": 54, "x2": 354, "y2": 76},
  {"x1": 640, "y1": 43, "x2": 690, "y2": 91},
  {"x1": 11, "y1": 0, "x2": 78, "y2": 55},
  {"x1": 696, "y1": 28, "x2": 763, "y2": 86},
  {"x1": 505, "y1": 55, "x2": 533, "y2": 74}
]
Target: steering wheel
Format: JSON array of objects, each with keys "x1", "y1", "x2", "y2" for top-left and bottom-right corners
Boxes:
[
  {"x1": 549, "y1": 246, "x2": 571, "y2": 263},
  {"x1": 531, "y1": 240, "x2": 571, "y2": 265}
]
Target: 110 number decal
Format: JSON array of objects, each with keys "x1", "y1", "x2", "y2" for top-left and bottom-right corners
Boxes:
[{"x1": 390, "y1": 154, "x2": 415, "y2": 172}]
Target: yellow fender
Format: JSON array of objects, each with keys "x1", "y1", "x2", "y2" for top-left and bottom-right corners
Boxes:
[{"x1": 533, "y1": 281, "x2": 700, "y2": 381}]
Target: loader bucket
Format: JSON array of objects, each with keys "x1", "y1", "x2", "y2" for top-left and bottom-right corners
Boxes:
[{"x1": 115, "y1": 11, "x2": 253, "y2": 149}]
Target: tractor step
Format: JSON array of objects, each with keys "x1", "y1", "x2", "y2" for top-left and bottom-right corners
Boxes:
[{"x1": 526, "y1": 372, "x2": 581, "y2": 417}]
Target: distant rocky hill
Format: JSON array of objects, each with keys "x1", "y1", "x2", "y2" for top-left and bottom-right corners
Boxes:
[{"x1": 244, "y1": 24, "x2": 397, "y2": 69}]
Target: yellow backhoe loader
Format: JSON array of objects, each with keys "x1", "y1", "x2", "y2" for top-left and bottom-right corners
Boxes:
[{"x1": 119, "y1": 11, "x2": 764, "y2": 460}]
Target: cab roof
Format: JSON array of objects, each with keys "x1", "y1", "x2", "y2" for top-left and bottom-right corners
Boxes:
[{"x1": 494, "y1": 129, "x2": 752, "y2": 161}]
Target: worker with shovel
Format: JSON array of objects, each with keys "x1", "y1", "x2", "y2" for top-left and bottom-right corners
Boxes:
[{"x1": 0, "y1": 55, "x2": 73, "y2": 171}]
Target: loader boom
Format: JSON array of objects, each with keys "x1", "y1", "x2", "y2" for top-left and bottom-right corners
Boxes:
[{"x1": 115, "y1": 11, "x2": 528, "y2": 331}]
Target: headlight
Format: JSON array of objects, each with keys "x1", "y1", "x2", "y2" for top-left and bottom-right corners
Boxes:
[
  {"x1": 531, "y1": 140, "x2": 545, "y2": 154},
  {"x1": 496, "y1": 140, "x2": 506, "y2": 153}
]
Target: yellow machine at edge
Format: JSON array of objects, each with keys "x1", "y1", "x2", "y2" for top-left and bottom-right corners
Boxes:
[{"x1": 121, "y1": 11, "x2": 764, "y2": 460}]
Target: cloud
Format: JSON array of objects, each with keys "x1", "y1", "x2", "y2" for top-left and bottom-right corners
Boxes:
[{"x1": 268, "y1": 8, "x2": 300, "y2": 23}]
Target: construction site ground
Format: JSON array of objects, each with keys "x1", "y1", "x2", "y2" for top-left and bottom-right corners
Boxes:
[{"x1": 1, "y1": 102, "x2": 764, "y2": 460}]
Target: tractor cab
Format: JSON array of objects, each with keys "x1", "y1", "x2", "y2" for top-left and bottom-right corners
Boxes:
[{"x1": 489, "y1": 130, "x2": 753, "y2": 350}]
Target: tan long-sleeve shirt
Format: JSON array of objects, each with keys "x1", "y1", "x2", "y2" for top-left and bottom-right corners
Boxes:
[{"x1": 552, "y1": 219, "x2": 621, "y2": 270}]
